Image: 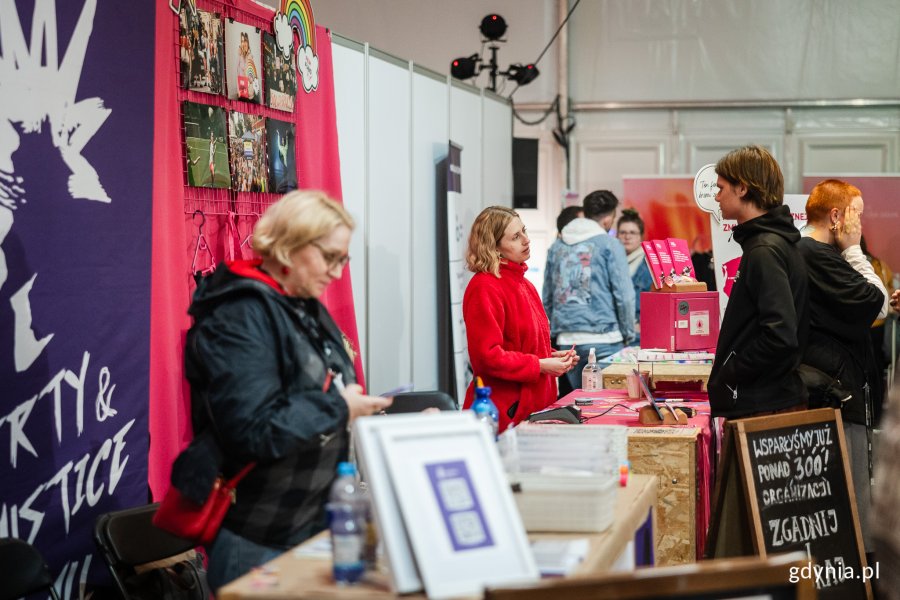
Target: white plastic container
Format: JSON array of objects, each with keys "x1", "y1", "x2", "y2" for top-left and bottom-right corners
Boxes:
[
  {"x1": 510, "y1": 472, "x2": 618, "y2": 533},
  {"x1": 510, "y1": 423, "x2": 628, "y2": 477}
]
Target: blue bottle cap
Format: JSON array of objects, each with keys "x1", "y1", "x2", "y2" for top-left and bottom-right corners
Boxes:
[
  {"x1": 336, "y1": 461, "x2": 357, "y2": 476},
  {"x1": 476, "y1": 385, "x2": 492, "y2": 397}
]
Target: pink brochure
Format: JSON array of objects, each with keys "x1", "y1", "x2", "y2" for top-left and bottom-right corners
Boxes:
[
  {"x1": 666, "y1": 238, "x2": 694, "y2": 278},
  {"x1": 641, "y1": 241, "x2": 665, "y2": 289},
  {"x1": 652, "y1": 239, "x2": 676, "y2": 278}
]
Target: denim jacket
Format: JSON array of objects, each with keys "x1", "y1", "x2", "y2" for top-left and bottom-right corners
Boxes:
[
  {"x1": 628, "y1": 251, "x2": 655, "y2": 323},
  {"x1": 542, "y1": 218, "x2": 635, "y2": 343}
]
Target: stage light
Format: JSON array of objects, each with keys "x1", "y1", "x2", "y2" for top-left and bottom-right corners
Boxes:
[
  {"x1": 479, "y1": 14, "x2": 507, "y2": 41},
  {"x1": 507, "y1": 63, "x2": 539, "y2": 86},
  {"x1": 450, "y1": 54, "x2": 479, "y2": 80},
  {"x1": 450, "y1": 15, "x2": 539, "y2": 92}
]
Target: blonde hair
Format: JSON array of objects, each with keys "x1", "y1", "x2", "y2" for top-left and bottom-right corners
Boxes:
[
  {"x1": 252, "y1": 190, "x2": 354, "y2": 266},
  {"x1": 466, "y1": 206, "x2": 519, "y2": 277}
]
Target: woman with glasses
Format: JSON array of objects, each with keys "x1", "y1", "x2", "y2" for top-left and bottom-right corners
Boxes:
[
  {"x1": 171, "y1": 190, "x2": 391, "y2": 591},
  {"x1": 616, "y1": 208, "x2": 654, "y2": 343}
]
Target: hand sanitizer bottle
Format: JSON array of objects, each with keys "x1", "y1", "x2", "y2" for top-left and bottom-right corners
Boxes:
[{"x1": 581, "y1": 347, "x2": 601, "y2": 391}]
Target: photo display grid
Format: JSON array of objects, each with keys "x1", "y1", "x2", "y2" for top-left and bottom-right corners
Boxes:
[
  {"x1": 225, "y1": 20, "x2": 263, "y2": 104},
  {"x1": 179, "y1": 6, "x2": 225, "y2": 95},
  {"x1": 266, "y1": 119, "x2": 297, "y2": 193},
  {"x1": 263, "y1": 32, "x2": 297, "y2": 112},
  {"x1": 176, "y1": 0, "x2": 300, "y2": 205},
  {"x1": 228, "y1": 111, "x2": 268, "y2": 192},
  {"x1": 183, "y1": 101, "x2": 230, "y2": 189}
]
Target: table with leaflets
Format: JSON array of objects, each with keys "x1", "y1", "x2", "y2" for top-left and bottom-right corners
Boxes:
[
  {"x1": 551, "y1": 388, "x2": 714, "y2": 564},
  {"x1": 218, "y1": 474, "x2": 659, "y2": 600}
]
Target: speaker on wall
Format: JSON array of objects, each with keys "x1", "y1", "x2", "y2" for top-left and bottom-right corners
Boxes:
[{"x1": 512, "y1": 137, "x2": 538, "y2": 209}]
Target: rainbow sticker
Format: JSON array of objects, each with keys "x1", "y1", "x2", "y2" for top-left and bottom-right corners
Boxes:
[
  {"x1": 281, "y1": 0, "x2": 316, "y2": 55},
  {"x1": 245, "y1": 56, "x2": 258, "y2": 80}
]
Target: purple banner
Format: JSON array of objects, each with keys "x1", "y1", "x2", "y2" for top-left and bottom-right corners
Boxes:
[{"x1": 1, "y1": 0, "x2": 154, "y2": 596}]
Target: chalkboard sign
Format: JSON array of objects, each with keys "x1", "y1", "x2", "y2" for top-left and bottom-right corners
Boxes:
[{"x1": 706, "y1": 409, "x2": 871, "y2": 600}]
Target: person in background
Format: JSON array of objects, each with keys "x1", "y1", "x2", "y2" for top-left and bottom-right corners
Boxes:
[
  {"x1": 861, "y1": 234, "x2": 894, "y2": 423},
  {"x1": 555, "y1": 205, "x2": 583, "y2": 238},
  {"x1": 548, "y1": 205, "x2": 584, "y2": 396},
  {"x1": 690, "y1": 234, "x2": 717, "y2": 292},
  {"x1": 170, "y1": 191, "x2": 391, "y2": 591},
  {"x1": 874, "y1": 380, "x2": 900, "y2": 600},
  {"x1": 543, "y1": 190, "x2": 635, "y2": 394},
  {"x1": 463, "y1": 206, "x2": 576, "y2": 430},
  {"x1": 798, "y1": 179, "x2": 888, "y2": 556},
  {"x1": 707, "y1": 145, "x2": 809, "y2": 419},
  {"x1": 616, "y1": 208, "x2": 654, "y2": 343}
]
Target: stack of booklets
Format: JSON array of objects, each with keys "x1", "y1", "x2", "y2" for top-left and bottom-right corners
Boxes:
[
  {"x1": 641, "y1": 237, "x2": 697, "y2": 289},
  {"x1": 637, "y1": 348, "x2": 714, "y2": 363}
]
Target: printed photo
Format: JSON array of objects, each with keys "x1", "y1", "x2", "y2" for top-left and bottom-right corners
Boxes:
[
  {"x1": 225, "y1": 21, "x2": 262, "y2": 104},
  {"x1": 263, "y1": 32, "x2": 296, "y2": 112},
  {"x1": 228, "y1": 111, "x2": 268, "y2": 192},
  {"x1": 183, "y1": 102, "x2": 230, "y2": 188},
  {"x1": 266, "y1": 119, "x2": 297, "y2": 193},
  {"x1": 179, "y1": 6, "x2": 224, "y2": 95}
]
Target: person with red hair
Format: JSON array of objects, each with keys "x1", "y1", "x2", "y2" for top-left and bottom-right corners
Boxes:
[{"x1": 798, "y1": 178, "x2": 888, "y2": 556}]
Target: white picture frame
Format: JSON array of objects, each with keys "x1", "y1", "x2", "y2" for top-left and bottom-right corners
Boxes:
[
  {"x1": 354, "y1": 412, "x2": 477, "y2": 594},
  {"x1": 376, "y1": 415, "x2": 539, "y2": 599}
]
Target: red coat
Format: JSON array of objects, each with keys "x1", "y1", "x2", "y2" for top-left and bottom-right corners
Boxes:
[{"x1": 463, "y1": 260, "x2": 556, "y2": 431}]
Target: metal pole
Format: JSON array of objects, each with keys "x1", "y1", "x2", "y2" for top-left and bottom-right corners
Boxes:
[{"x1": 487, "y1": 45, "x2": 499, "y2": 92}]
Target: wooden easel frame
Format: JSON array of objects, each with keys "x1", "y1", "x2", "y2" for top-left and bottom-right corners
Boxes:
[{"x1": 706, "y1": 408, "x2": 871, "y2": 600}]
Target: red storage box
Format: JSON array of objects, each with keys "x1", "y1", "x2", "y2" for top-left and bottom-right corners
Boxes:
[{"x1": 639, "y1": 291, "x2": 719, "y2": 352}]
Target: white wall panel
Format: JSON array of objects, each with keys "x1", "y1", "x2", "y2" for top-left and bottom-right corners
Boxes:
[
  {"x1": 683, "y1": 136, "x2": 783, "y2": 175},
  {"x1": 574, "y1": 139, "x2": 666, "y2": 199},
  {"x1": 332, "y1": 38, "x2": 514, "y2": 394},
  {"x1": 332, "y1": 40, "x2": 368, "y2": 372},
  {"x1": 410, "y1": 69, "x2": 449, "y2": 390},
  {"x1": 798, "y1": 135, "x2": 897, "y2": 175},
  {"x1": 367, "y1": 54, "x2": 412, "y2": 394},
  {"x1": 482, "y1": 95, "x2": 513, "y2": 208},
  {"x1": 450, "y1": 83, "x2": 484, "y2": 245}
]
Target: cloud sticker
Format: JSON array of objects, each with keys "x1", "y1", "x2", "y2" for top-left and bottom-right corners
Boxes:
[
  {"x1": 298, "y1": 45, "x2": 319, "y2": 93},
  {"x1": 693, "y1": 163, "x2": 722, "y2": 223},
  {"x1": 273, "y1": 12, "x2": 293, "y2": 60}
]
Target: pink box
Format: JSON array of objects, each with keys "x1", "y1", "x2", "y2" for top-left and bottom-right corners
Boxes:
[{"x1": 639, "y1": 291, "x2": 719, "y2": 352}]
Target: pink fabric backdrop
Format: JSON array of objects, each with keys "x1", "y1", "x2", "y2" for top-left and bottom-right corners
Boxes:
[{"x1": 150, "y1": 1, "x2": 363, "y2": 498}]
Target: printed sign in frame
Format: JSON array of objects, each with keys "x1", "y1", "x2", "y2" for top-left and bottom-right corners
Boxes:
[{"x1": 377, "y1": 416, "x2": 538, "y2": 600}]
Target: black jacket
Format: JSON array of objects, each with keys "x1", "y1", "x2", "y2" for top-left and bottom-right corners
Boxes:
[
  {"x1": 173, "y1": 261, "x2": 353, "y2": 547},
  {"x1": 798, "y1": 238, "x2": 884, "y2": 425},
  {"x1": 708, "y1": 205, "x2": 810, "y2": 418}
]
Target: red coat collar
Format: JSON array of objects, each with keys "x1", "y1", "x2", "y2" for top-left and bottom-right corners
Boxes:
[
  {"x1": 227, "y1": 259, "x2": 287, "y2": 294},
  {"x1": 499, "y1": 259, "x2": 528, "y2": 277}
]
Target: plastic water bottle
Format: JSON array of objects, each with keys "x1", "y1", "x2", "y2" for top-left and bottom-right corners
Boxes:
[
  {"x1": 472, "y1": 378, "x2": 499, "y2": 439},
  {"x1": 582, "y1": 347, "x2": 601, "y2": 391},
  {"x1": 328, "y1": 462, "x2": 366, "y2": 584}
]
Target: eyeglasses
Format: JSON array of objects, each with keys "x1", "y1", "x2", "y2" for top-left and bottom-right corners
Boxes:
[{"x1": 311, "y1": 241, "x2": 351, "y2": 271}]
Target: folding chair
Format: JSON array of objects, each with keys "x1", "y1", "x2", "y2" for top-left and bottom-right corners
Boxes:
[
  {"x1": 383, "y1": 390, "x2": 458, "y2": 414},
  {"x1": 0, "y1": 538, "x2": 60, "y2": 600},
  {"x1": 94, "y1": 503, "x2": 207, "y2": 599}
]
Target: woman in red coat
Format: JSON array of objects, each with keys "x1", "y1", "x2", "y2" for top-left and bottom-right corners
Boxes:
[{"x1": 462, "y1": 206, "x2": 577, "y2": 431}]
